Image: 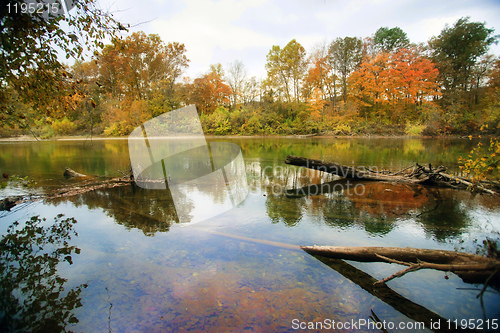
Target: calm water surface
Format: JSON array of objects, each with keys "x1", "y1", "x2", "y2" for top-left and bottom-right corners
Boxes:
[{"x1": 0, "y1": 137, "x2": 499, "y2": 332}]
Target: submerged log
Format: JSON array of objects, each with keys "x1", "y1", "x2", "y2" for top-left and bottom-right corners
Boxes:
[
  {"x1": 310, "y1": 256, "x2": 452, "y2": 332},
  {"x1": 1, "y1": 168, "x2": 134, "y2": 211},
  {"x1": 301, "y1": 245, "x2": 500, "y2": 286},
  {"x1": 285, "y1": 155, "x2": 498, "y2": 195},
  {"x1": 63, "y1": 167, "x2": 89, "y2": 179},
  {"x1": 0, "y1": 196, "x2": 23, "y2": 211}
]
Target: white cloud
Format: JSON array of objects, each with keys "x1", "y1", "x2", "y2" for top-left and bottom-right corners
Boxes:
[
  {"x1": 151, "y1": 0, "x2": 273, "y2": 77},
  {"x1": 100, "y1": 0, "x2": 500, "y2": 78}
]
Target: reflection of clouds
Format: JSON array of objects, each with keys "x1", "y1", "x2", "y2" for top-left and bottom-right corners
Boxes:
[
  {"x1": 129, "y1": 105, "x2": 249, "y2": 224},
  {"x1": 245, "y1": 160, "x2": 336, "y2": 194},
  {"x1": 170, "y1": 172, "x2": 233, "y2": 224}
]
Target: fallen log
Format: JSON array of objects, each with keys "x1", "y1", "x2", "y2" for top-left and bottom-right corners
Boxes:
[
  {"x1": 1, "y1": 168, "x2": 134, "y2": 211},
  {"x1": 309, "y1": 256, "x2": 452, "y2": 332},
  {"x1": 0, "y1": 196, "x2": 23, "y2": 211},
  {"x1": 285, "y1": 155, "x2": 498, "y2": 195},
  {"x1": 301, "y1": 245, "x2": 500, "y2": 286},
  {"x1": 285, "y1": 155, "x2": 401, "y2": 181},
  {"x1": 63, "y1": 167, "x2": 89, "y2": 179}
]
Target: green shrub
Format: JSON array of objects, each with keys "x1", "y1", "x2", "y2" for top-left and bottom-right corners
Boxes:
[
  {"x1": 405, "y1": 122, "x2": 425, "y2": 136},
  {"x1": 51, "y1": 117, "x2": 77, "y2": 136}
]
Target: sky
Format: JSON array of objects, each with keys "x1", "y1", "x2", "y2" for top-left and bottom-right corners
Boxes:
[{"x1": 97, "y1": 0, "x2": 500, "y2": 80}]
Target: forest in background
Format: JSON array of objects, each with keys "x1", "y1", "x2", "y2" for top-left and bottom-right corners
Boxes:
[{"x1": 1, "y1": 14, "x2": 500, "y2": 138}]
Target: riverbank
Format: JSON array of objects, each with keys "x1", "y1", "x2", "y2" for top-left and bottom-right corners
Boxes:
[{"x1": 0, "y1": 133, "x2": 492, "y2": 142}]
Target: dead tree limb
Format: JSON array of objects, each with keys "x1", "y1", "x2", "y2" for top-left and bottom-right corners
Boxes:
[
  {"x1": 285, "y1": 155, "x2": 401, "y2": 181},
  {"x1": 1, "y1": 168, "x2": 134, "y2": 211},
  {"x1": 301, "y1": 245, "x2": 500, "y2": 286},
  {"x1": 189, "y1": 228, "x2": 453, "y2": 331},
  {"x1": 63, "y1": 167, "x2": 89, "y2": 179},
  {"x1": 285, "y1": 155, "x2": 498, "y2": 195},
  {"x1": 310, "y1": 255, "x2": 452, "y2": 332}
]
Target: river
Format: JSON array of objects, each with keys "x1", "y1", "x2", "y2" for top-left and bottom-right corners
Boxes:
[{"x1": 0, "y1": 137, "x2": 499, "y2": 332}]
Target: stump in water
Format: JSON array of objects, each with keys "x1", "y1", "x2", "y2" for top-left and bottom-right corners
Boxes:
[{"x1": 0, "y1": 196, "x2": 23, "y2": 211}]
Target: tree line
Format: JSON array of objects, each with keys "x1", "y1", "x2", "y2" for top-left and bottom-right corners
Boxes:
[{"x1": 1, "y1": 9, "x2": 499, "y2": 137}]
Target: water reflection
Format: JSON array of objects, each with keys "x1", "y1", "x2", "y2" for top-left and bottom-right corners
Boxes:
[
  {"x1": 53, "y1": 185, "x2": 178, "y2": 235},
  {"x1": 0, "y1": 215, "x2": 87, "y2": 331},
  {"x1": 1, "y1": 138, "x2": 499, "y2": 330},
  {"x1": 40, "y1": 156, "x2": 499, "y2": 243}
]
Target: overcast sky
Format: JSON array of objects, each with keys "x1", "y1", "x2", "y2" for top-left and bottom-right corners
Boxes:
[{"x1": 98, "y1": 0, "x2": 500, "y2": 79}]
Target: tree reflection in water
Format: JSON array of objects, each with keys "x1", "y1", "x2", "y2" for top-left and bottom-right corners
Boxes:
[
  {"x1": 0, "y1": 215, "x2": 87, "y2": 332},
  {"x1": 47, "y1": 161, "x2": 497, "y2": 243}
]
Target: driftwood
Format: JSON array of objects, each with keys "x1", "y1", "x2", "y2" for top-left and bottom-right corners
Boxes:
[
  {"x1": 63, "y1": 167, "x2": 89, "y2": 179},
  {"x1": 309, "y1": 255, "x2": 452, "y2": 332},
  {"x1": 186, "y1": 227, "x2": 453, "y2": 331},
  {"x1": 285, "y1": 155, "x2": 498, "y2": 195},
  {"x1": 301, "y1": 245, "x2": 500, "y2": 286},
  {"x1": 1, "y1": 168, "x2": 133, "y2": 211},
  {"x1": 0, "y1": 196, "x2": 23, "y2": 211}
]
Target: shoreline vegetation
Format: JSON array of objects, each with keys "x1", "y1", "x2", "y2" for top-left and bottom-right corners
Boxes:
[
  {"x1": 0, "y1": 133, "x2": 497, "y2": 142},
  {"x1": 2, "y1": 17, "x2": 500, "y2": 143}
]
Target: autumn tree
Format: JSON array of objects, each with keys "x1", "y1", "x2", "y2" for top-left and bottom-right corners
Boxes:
[
  {"x1": 304, "y1": 44, "x2": 337, "y2": 104},
  {"x1": 303, "y1": 44, "x2": 339, "y2": 119},
  {"x1": 349, "y1": 52, "x2": 390, "y2": 118},
  {"x1": 97, "y1": 32, "x2": 189, "y2": 101},
  {"x1": 0, "y1": 0, "x2": 123, "y2": 132},
  {"x1": 265, "y1": 39, "x2": 308, "y2": 102},
  {"x1": 482, "y1": 58, "x2": 500, "y2": 127},
  {"x1": 329, "y1": 37, "x2": 364, "y2": 103},
  {"x1": 188, "y1": 64, "x2": 232, "y2": 114},
  {"x1": 81, "y1": 32, "x2": 190, "y2": 135},
  {"x1": 350, "y1": 47, "x2": 440, "y2": 121},
  {"x1": 68, "y1": 60, "x2": 101, "y2": 133}
]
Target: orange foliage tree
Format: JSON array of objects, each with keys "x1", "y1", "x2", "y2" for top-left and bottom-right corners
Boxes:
[
  {"x1": 349, "y1": 47, "x2": 440, "y2": 122},
  {"x1": 97, "y1": 32, "x2": 189, "y2": 101},
  {"x1": 303, "y1": 49, "x2": 338, "y2": 107},
  {"x1": 87, "y1": 32, "x2": 189, "y2": 135},
  {"x1": 188, "y1": 64, "x2": 232, "y2": 114}
]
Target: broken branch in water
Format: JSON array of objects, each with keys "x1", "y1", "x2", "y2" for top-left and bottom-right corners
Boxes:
[
  {"x1": 301, "y1": 245, "x2": 500, "y2": 286},
  {"x1": 284, "y1": 155, "x2": 498, "y2": 195},
  {"x1": 1, "y1": 168, "x2": 134, "y2": 211}
]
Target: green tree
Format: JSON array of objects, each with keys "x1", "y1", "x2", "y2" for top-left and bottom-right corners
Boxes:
[
  {"x1": 329, "y1": 37, "x2": 364, "y2": 103},
  {"x1": 373, "y1": 26, "x2": 410, "y2": 53},
  {"x1": 0, "y1": 0, "x2": 123, "y2": 132},
  {"x1": 429, "y1": 17, "x2": 498, "y2": 112},
  {"x1": 265, "y1": 39, "x2": 308, "y2": 103}
]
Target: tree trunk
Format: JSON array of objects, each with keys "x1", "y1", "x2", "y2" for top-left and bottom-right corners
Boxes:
[
  {"x1": 301, "y1": 245, "x2": 500, "y2": 286},
  {"x1": 63, "y1": 167, "x2": 89, "y2": 179},
  {"x1": 285, "y1": 155, "x2": 498, "y2": 195},
  {"x1": 1, "y1": 168, "x2": 134, "y2": 211},
  {"x1": 285, "y1": 155, "x2": 413, "y2": 181}
]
